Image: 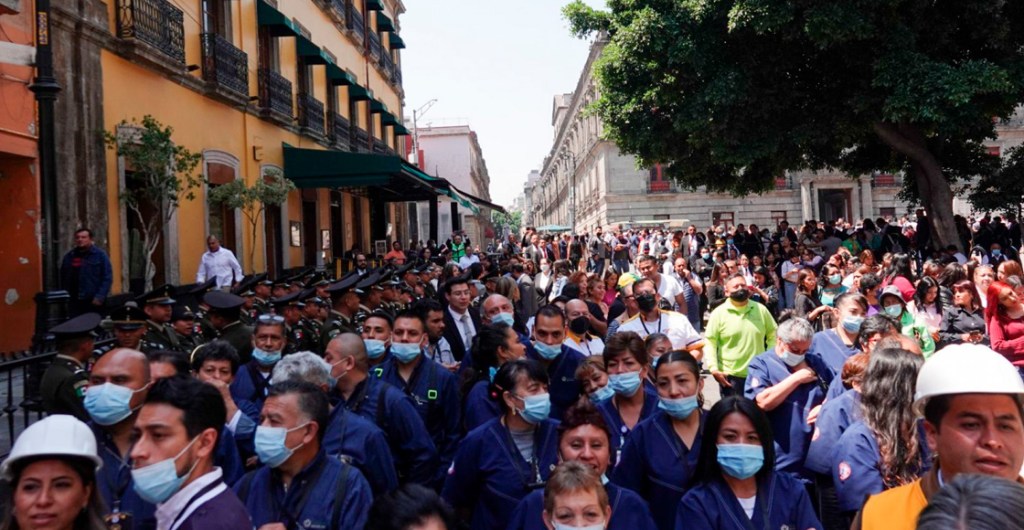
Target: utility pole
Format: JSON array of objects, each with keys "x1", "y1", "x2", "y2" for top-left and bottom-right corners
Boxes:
[
  {"x1": 411, "y1": 98, "x2": 436, "y2": 167},
  {"x1": 30, "y1": 0, "x2": 61, "y2": 292}
]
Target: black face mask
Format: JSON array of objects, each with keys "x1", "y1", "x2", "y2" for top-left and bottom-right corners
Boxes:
[
  {"x1": 730, "y1": 288, "x2": 751, "y2": 303},
  {"x1": 636, "y1": 293, "x2": 658, "y2": 312},
  {"x1": 569, "y1": 316, "x2": 589, "y2": 336}
]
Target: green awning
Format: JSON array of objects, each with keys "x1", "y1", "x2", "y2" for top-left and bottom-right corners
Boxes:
[
  {"x1": 381, "y1": 111, "x2": 399, "y2": 125},
  {"x1": 283, "y1": 146, "x2": 452, "y2": 203},
  {"x1": 295, "y1": 35, "x2": 329, "y2": 64},
  {"x1": 389, "y1": 34, "x2": 405, "y2": 49},
  {"x1": 257, "y1": 1, "x2": 299, "y2": 37},
  {"x1": 369, "y1": 99, "x2": 387, "y2": 113},
  {"x1": 327, "y1": 64, "x2": 356, "y2": 85},
  {"x1": 376, "y1": 12, "x2": 395, "y2": 32},
  {"x1": 348, "y1": 84, "x2": 371, "y2": 101},
  {"x1": 365, "y1": 0, "x2": 384, "y2": 11},
  {"x1": 393, "y1": 123, "x2": 410, "y2": 135}
]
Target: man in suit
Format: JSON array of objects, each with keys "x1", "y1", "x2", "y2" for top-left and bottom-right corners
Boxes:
[
  {"x1": 512, "y1": 262, "x2": 538, "y2": 319},
  {"x1": 441, "y1": 275, "x2": 481, "y2": 364},
  {"x1": 680, "y1": 224, "x2": 706, "y2": 259}
]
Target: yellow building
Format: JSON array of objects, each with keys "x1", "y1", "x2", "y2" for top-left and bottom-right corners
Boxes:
[{"x1": 61, "y1": 0, "x2": 413, "y2": 292}]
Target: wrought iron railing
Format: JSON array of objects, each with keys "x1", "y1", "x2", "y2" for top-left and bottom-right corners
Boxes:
[
  {"x1": 368, "y1": 32, "x2": 382, "y2": 62},
  {"x1": 352, "y1": 126, "x2": 370, "y2": 152},
  {"x1": 331, "y1": 113, "x2": 351, "y2": 150},
  {"x1": 372, "y1": 138, "x2": 388, "y2": 154},
  {"x1": 116, "y1": 0, "x2": 185, "y2": 64},
  {"x1": 380, "y1": 52, "x2": 394, "y2": 81},
  {"x1": 873, "y1": 173, "x2": 902, "y2": 187},
  {"x1": 330, "y1": 0, "x2": 347, "y2": 24},
  {"x1": 393, "y1": 67, "x2": 402, "y2": 87},
  {"x1": 347, "y1": 3, "x2": 365, "y2": 44},
  {"x1": 259, "y1": 69, "x2": 293, "y2": 117},
  {"x1": 774, "y1": 176, "x2": 794, "y2": 190},
  {"x1": 647, "y1": 181, "x2": 676, "y2": 193},
  {"x1": 297, "y1": 93, "x2": 326, "y2": 136},
  {"x1": 201, "y1": 33, "x2": 249, "y2": 97}
]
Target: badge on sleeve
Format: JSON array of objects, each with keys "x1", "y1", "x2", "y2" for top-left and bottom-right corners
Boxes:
[
  {"x1": 811, "y1": 427, "x2": 820, "y2": 441},
  {"x1": 838, "y1": 462, "x2": 851, "y2": 482},
  {"x1": 749, "y1": 377, "x2": 760, "y2": 389}
]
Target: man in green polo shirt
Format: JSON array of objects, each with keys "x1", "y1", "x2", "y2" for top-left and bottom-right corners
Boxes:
[{"x1": 705, "y1": 273, "x2": 777, "y2": 397}]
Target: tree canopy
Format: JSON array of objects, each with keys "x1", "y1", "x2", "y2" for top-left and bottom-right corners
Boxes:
[{"x1": 564, "y1": 0, "x2": 1024, "y2": 249}]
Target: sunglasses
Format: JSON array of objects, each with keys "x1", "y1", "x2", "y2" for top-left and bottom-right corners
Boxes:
[{"x1": 257, "y1": 314, "x2": 285, "y2": 324}]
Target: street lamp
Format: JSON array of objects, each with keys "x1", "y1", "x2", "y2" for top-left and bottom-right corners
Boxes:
[{"x1": 411, "y1": 98, "x2": 437, "y2": 167}]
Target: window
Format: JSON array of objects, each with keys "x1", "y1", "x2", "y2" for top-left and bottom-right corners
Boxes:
[
  {"x1": 879, "y1": 207, "x2": 896, "y2": 220},
  {"x1": 654, "y1": 214, "x2": 670, "y2": 221},
  {"x1": 987, "y1": 145, "x2": 1001, "y2": 157},
  {"x1": 771, "y1": 211, "x2": 788, "y2": 224},
  {"x1": 712, "y1": 212, "x2": 734, "y2": 229},
  {"x1": 206, "y1": 161, "x2": 238, "y2": 252},
  {"x1": 201, "y1": 0, "x2": 232, "y2": 39},
  {"x1": 648, "y1": 164, "x2": 670, "y2": 192}
]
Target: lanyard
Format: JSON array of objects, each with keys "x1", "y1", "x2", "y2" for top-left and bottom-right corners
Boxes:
[
  {"x1": 502, "y1": 423, "x2": 545, "y2": 490},
  {"x1": 639, "y1": 314, "x2": 663, "y2": 335},
  {"x1": 268, "y1": 464, "x2": 327, "y2": 530}
]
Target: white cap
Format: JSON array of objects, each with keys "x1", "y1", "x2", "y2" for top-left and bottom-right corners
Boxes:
[
  {"x1": 1, "y1": 415, "x2": 102, "y2": 479},
  {"x1": 915, "y1": 344, "x2": 1024, "y2": 407}
]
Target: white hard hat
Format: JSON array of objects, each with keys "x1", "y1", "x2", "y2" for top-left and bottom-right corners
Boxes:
[
  {"x1": 1, "y1": 415, "x2": 102, "y2": 479},
  {"x1": 915, "y1": 344, "x2": 1024, "y2": 407}
]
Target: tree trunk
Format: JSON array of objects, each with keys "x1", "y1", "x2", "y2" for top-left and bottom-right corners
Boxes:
[{"x1": 872, "y1": 122, "x2": 963, "y2": 251}]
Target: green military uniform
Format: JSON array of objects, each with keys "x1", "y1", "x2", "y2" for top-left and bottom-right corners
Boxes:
[
  {"x1": 253, "y1": 297, "x2": 271, "y2": 316},
  {"x1": 353, "y1": 304, "x2": 373, "y2": 332},
  {"x1": 218, "y1": 320, "x2": 254, "y2": 364},
  {"x1": 321, "y1": 310, "x2": 357, "y2": 350},
  {"x1": 139, "y1": 284, "x2": 180, "y2": 352},
  {"x1": 204, "y1": 290, "x2": 255, "y2": 364},
  {"x1": 40, "y1": 313, "x2": 102, "y2": 422}
]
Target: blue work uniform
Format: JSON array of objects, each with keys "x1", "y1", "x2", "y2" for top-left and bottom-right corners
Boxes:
[
  {"x1": 338, "y1": 376, "x2": 439, "y2": 485},
  {"x1": 229, "y1": 360, "x2": 273, "y2": 423},
  {"x1": 676, "y1": 472, "x2": 823, "y2": 530},
  {"x1": 805, "y1": 390, "x2": 861, "y2": 474},
  {"x1": 92, "y1": 423, "x2": 156, "y2": 530},
  {"x1": 596, "y1": 387, "x2": 659, "y2": 467},
  {"x1": 506, "y1": 481, "x2": 657, "y2": 530},
  {"x1": 463, "y1": 379, "x2": 501, "y2": 432},
  {"x1": 744, "y1": 349, "x2": 829, "y2": 480},
  {"x1": 322, "y1": 404, "x2": 399, "y2": 497},
  {"x1": 809, "y1": 329, "x2": 860, "y2": 379},
  {"x1": 832, "y1": 421, "x2": 884, "y2": 513},
  {"x1": 610, "y1": 410, "x2": 703, "y2": 530},
  {"x1": 527, "y1": 345, "x2": 585, "y2": 420},
  {"x1": 216, "y1": 426, "x2": 245, "y2": 485},
  {"x1": 442, "y1": 417, "x2": 560, "y2": 530},
  {"x1": 234, "y1": 450, "x2": 372, "y2": 530},
  {"x1": 377, "y1": 354, "x2": 462, "y2": 485}
]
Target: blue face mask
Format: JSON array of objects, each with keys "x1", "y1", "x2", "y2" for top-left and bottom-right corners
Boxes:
[
  {"x1": 884, "y1": 304, "x2": 903, "y2": 318},
  {"x1": 658, "y1": 394, "x2": 699, "y2": 420},
  {"x1": 717, "y1": 443, "x2": 765, "y2": 479},
  {"x1": 364, "y1": 339, "x2": 387, "y2": 359},
  {"x1": 608, "y1": 371, "x2": 643, "y2": 397},
  {"x1": 993, "y1": 249, "x2": 1003, "y2": 257},
  {"x1": 488, "y1": 366, "x2": 498, "y2": 383},
  {"x1": 492, "y1": 312, "x2": 515, "y2": 327},
  {"x1": 828, "y1": 274, "x2": 842, "y2": 285},
  {"x1": 589, "y1": 384, "x2": 615, "y2": 403},
  {"x1": 516, "y1": 393, "x2": 551, "y2": 424},
  {"x1": 841, "y1": 315, "x2": 864, "y2": 333},
  {"x1": 252, "y1": 347, "x2": 282, "y2": 366},
  {"x1": 552, "y1": 522, "x2": 606, "y2": 530},
  {"x1": 84, "y1": 382, "x2": 147, "y2": 426},
  {"x1": 390, "y1": 342, "x2": 422, "y2": 364},
  {"x1": 131, "y1": 437, "x2": 199, "y2": 504},
  {"x1": 254, "y1": 423, "x2": 309, "y2": 468},
  {"x1": 533, "y1": 341, "x2": 562, "y2": 360},
  {"x1": 779, "y1": 348, "x2": 806, "y2": 367}
]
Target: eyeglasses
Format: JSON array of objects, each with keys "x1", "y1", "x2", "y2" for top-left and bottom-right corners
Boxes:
[{"x1": 257, "y1": 314, "x2": 285, "y2": 324}]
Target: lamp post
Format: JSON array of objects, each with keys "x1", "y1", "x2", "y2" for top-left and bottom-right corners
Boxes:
[{"x1": 410, "y1": 98, "x2": 437, "y2": 167}]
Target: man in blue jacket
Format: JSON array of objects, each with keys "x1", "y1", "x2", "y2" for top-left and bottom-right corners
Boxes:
[{"x1": 60, "y1": 227, "x2": 113, "y2": 316}]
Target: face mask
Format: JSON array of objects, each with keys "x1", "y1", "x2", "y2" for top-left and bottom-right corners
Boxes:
[
  {"x1": 569, "y1": 316, "x2": 590, "y2": 336},
  {"x1": 727, "y1": 239, "x2": 734, "y2": 245},
  {"x1": 658, "y1": 394, "x2": 699, "y2": 420},
  {"x1": 884, "y1": 304, "x2": 903, "y2": 318},
  {"x1": 779, "y1": 347, "x2": 806, "y2": 367},
  {"x1": 516, "y1": 393, "x2": 551, "y2": 424},
  {"x1": 252, "y1": 347, "x2": 282, "y2": 366},
  {"x1": 533, "y1": 340, "x2": 562, "y2": 360},
  {"x1": 541, "y1": 264, "x2": 551, "y2": 272},
  {"x1": 131, "y1": 437, "x2": 199, "y2": 504},
  {"x1": 729, "y1": 288, "x2": 750, "y2": 303},
  {"x1": 254, "y1": 423, "x2": 309, "y2": 467},
  {"x1": 717, "y1": 443, "x2": 765, "y2": 479},
  {"x1": 701, "y1": 253, "x2": 710, "y2": 260},
  {"x1": 636, "y1": 293, "x2": 657, "y2": 312},
  {"x1": 993, "y1": 249, "x2": 1002, "y2": 257},
  {"x1": 552, "y1": 522, "x2": 606, "y2": 530},
  {"x1": 84, "y1": 383, "x2": 147, "y2": 426},
  {"x1": 608, "y1": 371, "x2": 642, "y2": 397},
  {"x1": 364, "y1": 339, "x2": 387, "y2": 359},
  {"x1": 390, "y1": 342, "x2": 422, "y2": 364},
  {"x1": 492, "y1": 312, "x2": 515, "y2": 327},
  {"x1": 828, "y1": 274, "x2": 842, "y2": 285},
  {"x1": 841, "y1": 315, "x2": 864, "y2": 333},
  {"x1": 589, "y1": 384, "x2": 614, "y2": 403}
]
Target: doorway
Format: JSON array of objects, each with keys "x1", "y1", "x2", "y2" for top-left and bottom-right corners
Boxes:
[
  {"x1": 302, "y1": 199, "x2": 318, "y2": 267},
  {"x1": 265, "y1": 204, "x2": 283, "y2": 277},
  {"x1": 817, "y1": 189, "x2": 851, "y2": 222}
]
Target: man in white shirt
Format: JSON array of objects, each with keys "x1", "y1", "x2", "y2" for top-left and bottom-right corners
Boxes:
[
  {"x1": 636, "y1": 254, "x2": 686, "y2": 315},
  {"x1": 617, "y1": 277, "x2": 703, "y2": 358},
  {"x1": 196, "y1": 236, "x2": 243, "y2": 290}
]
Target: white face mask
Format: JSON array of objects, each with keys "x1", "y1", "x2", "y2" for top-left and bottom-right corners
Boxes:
[{"x1": 551, "y1": 521, "x2": 606, "y2": 530}]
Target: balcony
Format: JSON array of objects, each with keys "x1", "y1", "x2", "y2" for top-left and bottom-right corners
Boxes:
[
  {"x1": 346, "y1": 4, "x2": 365, "y2": 44},
  {"x1": 116, "y1": 0, "x2": 185, "y2": 64},
  {"x1": 258, "y1": 69, "x2": 293, "y2": 120},
  {"x1": 297, "y1": 92, "x2": 326, "y2": 138},
  {"x1": 200, "y1": 33, "x2": 249, "y2": 98},
  {"x1": 647, "y1": 180, "x2": 676, "y2": 193},
  {"x1": 351, "y1": 127, "x2": 370, "y2": 152},
  {"x1": 380, "y1": 52, "x2": 394, "y2": 81},
  {"x1": 873, "y1": 173, "x2": 902, "y2": 187},
  {"x1": 329, "y1": 0, "x2": 347, "y2": 25},
  {"x1": 393, "y1": 67, "x2": 402, "y2": 87},
  {"x1": 368, "y1": 32, "x2": 382, "y2": 63},
  {"x1": 774, "y1": 176, "x2": 794, "y2": 190},
  {"x1": 372, "y1": 138, "x2": 388, "y2": 155},
  {"x1": 330, "y1": 113, "x2": 351, "y2": 150}
]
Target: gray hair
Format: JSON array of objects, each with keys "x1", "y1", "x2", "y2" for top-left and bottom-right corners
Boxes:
[
  {"x1": 776, "y1": 318, "x2": 815, "y2": 344},
  {"x1": 916, "y1": 474, "x2": 1024, "y2": 530},
  {"x1": 271, "y1": 351, "x2": 332, "y2": 387}
]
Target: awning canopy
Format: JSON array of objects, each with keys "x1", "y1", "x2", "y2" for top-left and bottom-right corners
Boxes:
[
  {"x1": 381, "y1": 111, "x2": 399, "y2": 126},
  {"x1": 369, "y1": 99, "x2": 388, "y2": 113},
  {"x1": 348, "y1": 84, "x2": 371, "y2": 101},
  {"x1": 365, "y1": 0, "x2": 384, "y2": 11},
  {"x1": 389, "y1": 34, "x2": 406, "y2": 49},
  {"x1": 327, "y1": 64, "x2": 356, "y2": 85},
  {"x1": 257, "y1": 1, "x2": 299, "y2": 37},
  {"x1": 376, "y1": 12, "x2": 395, "y2": 32},
  {"x1": 393, "y1": 123, "x2": 410, "y2": 135},
  {"x1": 296, "y1": 35, "x2": 329, "y2": 65}
]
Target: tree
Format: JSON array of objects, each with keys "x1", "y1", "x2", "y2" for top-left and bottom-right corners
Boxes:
[
  {"x1": 493, "y1": 209, "x2": 523, "y2": 237},
  {"x1": 207, "y1": 169, "x2": 296, "y2": 272},
  {"x1": 564, "y1": 0, "x2": 1024, "y2": 250},
  {"x1": 971, "y1": 144, "x2": 1024, "y2": 218},
  {"x1": 103, "y1": 115, "x2": 203, "y2": 292}
]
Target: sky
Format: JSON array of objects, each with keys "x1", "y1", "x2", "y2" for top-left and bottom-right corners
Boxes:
[{"x1": 399, "y1": 0, "x2": 605, "y2": 207}]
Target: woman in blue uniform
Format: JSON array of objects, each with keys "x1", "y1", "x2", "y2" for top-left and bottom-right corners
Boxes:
[
  {"x1": 443, "y1": 359, "x2": 560, "y2": 530},
  {"x1": 610, "y1": 350, "x2": 705, "y2": 530},
  {"x1": 676, "y1": 396, "x2": 822, "y2": 530},
  {"x1": 506, "y1": 399, "x2": 657, "y2": 530},
  {"x1": 808, "y1": 293, "x2": 868, "y2": 379},
  {"x1": 462, "y1": 322, "x2": 527, "y2": 431},
  {"x1": 832, "y1": 347, "x2": 925, "y2": 518},
  {"x1": 597, "y1": 332, "x2": 659, "y2": 463}
]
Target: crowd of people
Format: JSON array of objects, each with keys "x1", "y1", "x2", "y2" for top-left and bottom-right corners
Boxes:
[{"x1": 24, "y1": 212, "x2": 1024, "y2": 530}]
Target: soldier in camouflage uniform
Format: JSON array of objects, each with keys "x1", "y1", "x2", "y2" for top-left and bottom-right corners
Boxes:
[
  {"x1": 92, "y1": 302, "x2": 148, "y2": 362},
  {"x1": 252, "y1": 276, "x2": 273, "y2": 317},
  {"x1": 418, "y1": 265, "x2": 437, "y2": 299},
  {"x1": 298, "y1": 289, "x2": 324, "y2": 354},
  {"x1": 139, "y1": 284, "x2": 181, "y2": 353},
  {"x1": 320, "y1": 274, "x2": 360, "y2": 351},
  {"x1": 41, "y1": 312, "x2": 101, "y2": 422},
  {"x1": 380, "y1": 277, "x2": 405, "y2": 316},
  {"x1": 272, "y1": 290, "x2": 317, "y2": 354},
  {"x1": 352, "y1": 271, "x2": 385, "y2": 332},
  {"x1": 204, "y1": 290, "x2": 254, "y2": 364},
  {"x1": 170, "y1": 304, "x2": 202, "y2": 354}
]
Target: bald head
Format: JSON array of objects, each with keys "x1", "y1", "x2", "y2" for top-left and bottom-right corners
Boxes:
[
  {"x1": 326, "y1": 332, "x2": 368, "y2": 373},
  {"x1": 481, "y1": 294, "x2": 514, "y2": 322},
  {"x1": 88, "y1": 348, "x2": 151, "y2": 426}
]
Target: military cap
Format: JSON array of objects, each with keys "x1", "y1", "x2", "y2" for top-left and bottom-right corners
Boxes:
[
  {"x1": 256, "y1": 273, "x2": 274, "y2": 286},
  {"x1": 384, "y1": 277, "x2": 403, "y2": 288},
  {"x1": 299, "y1": 288, "x2": 321, "y2": 303},
  {"x1": 109, "y1": 302, "x2": 147, "y2": 330},
  {"x1": 237, "y1": 288, "x2": 255, "y2": 297},
  {"x1": 395, "y1": 262, "x2": 416, "y2": 276},
  {"x1": 188, "y1": 278, "x2": 217, "y2": 296},
  {"x1": 272, "y1": 276, "x2": 290, "y2": 288},
  {"x1": 271, "y1": 290, "x2": 304, "y2": 308},
  {"x1": 170, "y1": 305, "x2": 196, "y2": 322},
  {"x1": 139, "y1": 284, "x2": 176, "y2": 305},
  {"x1": 204, "y1": 290, "x2": 245, "y2": 310},
  {"x1": 355, "y1": 272, "x2": 383, "y2": 295},
  {"x1": 326, "y1": 274, "x2": 360, "y2": 296},
  {"x1": 232, "y1": 274, "x2": 260, "y2": 296},
  {"x1": 50, "y1": 312, "x2": 102, "y2": 340},
  {"x1": 416, "y1": 265, "x2": 433, "y2": 275}
]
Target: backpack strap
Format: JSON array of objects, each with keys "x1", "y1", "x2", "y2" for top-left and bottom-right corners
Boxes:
[
  {"x1": 236, "y1": 470, "x2": 257, "y2": 504},
  {"x1": 330, "y1": 464, "x2": 352, "y2": 530}
]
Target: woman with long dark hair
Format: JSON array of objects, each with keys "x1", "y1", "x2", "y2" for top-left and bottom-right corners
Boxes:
[
  {"x1": 794, "y1": 268, "x2": 833, "y2": 331},
  {"x1": 880, "y1": 253, "x2": 916, "y2": 302},
  {"x1": 676, "y1": 396, "x2": 821, "y2": 529},
  {"x1": 462, "y1": 323, "x2": 527, "y2": 432},
  {"x1": 908, "y1": 276, "x2": 944, "y2": 343},
  {"x1": 939, "y1": 280, "x2": 987, "y2": 348},
  {"x1": 831, "y1": 347, "x2": 925, "y2": 519},
  {"x1": 597, "y1": 332, "x2": 659, "y2": 460}
]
